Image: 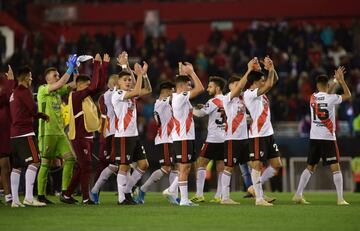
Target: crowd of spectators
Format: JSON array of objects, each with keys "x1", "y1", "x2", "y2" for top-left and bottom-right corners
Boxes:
[{"x1": 2, "y1": 20, "x2": 360, "y2": 137}]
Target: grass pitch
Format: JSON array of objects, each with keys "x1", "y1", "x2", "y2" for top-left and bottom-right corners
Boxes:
[{"x1": 1, "y1": 192, "x2": 359, "y2": 231}]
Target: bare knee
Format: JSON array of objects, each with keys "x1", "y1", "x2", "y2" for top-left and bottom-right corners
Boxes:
[{"x1": 137, "y1": 159, "x2": 149, "y2": 171}]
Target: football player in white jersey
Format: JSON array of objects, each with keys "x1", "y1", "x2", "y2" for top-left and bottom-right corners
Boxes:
[
  {"x1": 91, "y1": 74, "x2": 119, "y2": 204},
  {"x1": 134, "y1": 81, "x2": 178, "y2": 204},
  {"x1": 220, "y1": 59, "x2": 257, "y2": 204},
  {"x1": 190, "y1": 76, "x2": 227, "y2": 203},
  {"x1": 293, "y1": 66, "x2": 351, "y2": 205},
  {"x1": 243, "y1": 56, "x2": 281, "y2": 206},
  {"x1": 111, "y1": 52, "x2": 152, "y2": 205},
  {"x1": 163, "y1": 62, "x2": 204, "y2": 206}
]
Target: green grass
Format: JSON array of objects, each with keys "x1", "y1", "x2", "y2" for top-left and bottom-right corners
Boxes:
[{"x1": 1, "y1": 192, "x2": 359, "y2": 231}]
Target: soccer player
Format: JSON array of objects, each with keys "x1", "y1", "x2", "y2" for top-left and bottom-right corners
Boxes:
[
  {"x1": 190, "y1": 76, "x2": 227, "y2": 203},
  {"x1": 0, "y1": 65, "x2": 15, "y2": 204},
  {"x1": 90, "y1": 74, "x2": 119, "y2": 202},
  {"x1": 243, "y1": 56, "x2": 282, "y2": 206},
  {"x1": 219, "y1": 59, "x2": 256, "y2": 204},
  {"x1": 112, "y1": 59, "x2": 151, "y2": 205},
  {"x1": 9, "y1": 66, "x2": 49, "y2": 207},
  {"x1": 163, "y1": 62, "x2": 204, "y2": 206},
  {"x1": 36, "y1": 55, "x2": 78, "y2": 204},
  {"x1": 60, "y1": 53, "x2": 108, "y2": 204},
  {"x1": 135, "y1": 81, "x2": 176, "y2": 204},
  {"x1": 293, "y1": 66, "x2": 351, "y2": 205}
]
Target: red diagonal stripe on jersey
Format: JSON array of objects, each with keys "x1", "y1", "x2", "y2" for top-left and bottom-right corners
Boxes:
[
  {"x1": 310, "y1": 94, "x2": 334, "y2": 134},
  {"x1": 232, "y1": 112, "x2": 244, "y2": 134},
  {"x1": 115, "y1": 116, "x2": 119, "y2": 131},
  {"x1": 106, "y1": 116, "x2": 110, "y2": 131},
  {"x1": 257, "y1": 95, "x2": 269, "y2": 133},
  {"x1": 158, "y1": 126, "x2": 163, "y2": 139},
  {"x1": 173, "y1": 116, "x2": 180, "y2": 136},
  {"x1": 123, "y1": 108, "x2": 133, "y2": 131},
  {"x1": 212, "y1": 98, "x2": 223, "y2": 108},
  {"x1": 185, "y1": 110, "x2": 193, "y2": 134},
  {"x1": 167, "y1": 117, "x2": 174, "y2": 136}
]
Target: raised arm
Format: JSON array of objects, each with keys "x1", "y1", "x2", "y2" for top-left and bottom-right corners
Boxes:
[
  {"x1": 230, "y1": 58, "x2": 256, "y2": 99},
  {"x1": 334, "y1": 66, "x2": 351, "y2": 101},
  {"x1": 123, "y1": 63, "x2": 143, "y2": 100},
  {"x1": 139, "y1": 61, "x2": 152, "y2": 96},
  {"x1": 88, "y1": 53, "x2": 101, "y2": 92},
  {"x1": 257, "y1": 56, "x2": 277, "y2": 96},
  {"x1": 181, "y1": 62, "x2": 204, "y2": 99},
  {"x1": 48, "y1": 54, "x2": 78, "y2": 92},
  {"x1": 100, "y1": 53, "x2": 110, "y2": 91}
]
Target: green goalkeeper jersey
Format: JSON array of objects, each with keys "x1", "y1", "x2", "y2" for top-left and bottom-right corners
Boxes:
[{"x1": 37, "y1": 84, "x2": 71, "y2": 136}]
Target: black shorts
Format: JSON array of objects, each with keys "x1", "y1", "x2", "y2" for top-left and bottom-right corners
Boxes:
[
  {"x1": 199, "y1": 142, "x2": 224, "y2": 161},
  {"x1": 112, "y1": 136, "x2": 147, "y2": 165},
  {"x1": 105, "y1": 135, "x2": 115, "y2": 162},
  {"x1": 173, "y1": 140, "x2": 195, "y2": 164},
  {"x1": 156, "y1": 143, "x2": 175, "y2": 166},
  {"x1": 308, "y1": 139, "x2": 340, "y2": 166},
  {"x1": 249, "y1": 135, "x2": 280, "y2": 161},
  {"x1": 224, "y1": 140, "x2": 249, "y2": 167},
  {"x1": 10, "y1": 136, "x2": 40, "y2": 168}
]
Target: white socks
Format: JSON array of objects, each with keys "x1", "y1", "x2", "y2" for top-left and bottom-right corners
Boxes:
[
  {"x1": 140, "y1": 169, "x2": 166, "y2": 192},
  {"x1": 295, "y1": 168, "x2": 312, "y2": 197},
  {"x1": 25, "y1": 165, "x2": 38, "y2": 201},
  {"x1": 125, "y1": 167, "x2": 145, "y2": 193},
  {"x1": 260, "y1": 166, "x2": 276, "y2": 184},
  {"x1": 117, "y1": 171, "x2": 127, "y2": 203},
  {"x1": 91, "y1": 166, "x2": 114, "y2": 194},
  {"x1": 333, "y1": 171, "x2": 344, "y2": 201},
  {"x1": 221, "y1": 170, "x2": 231, "y2": 200},
  {"x1": 251, "y1": 169, "x2": 263, "y2": 201},
  {"x1": 195, "y1": 167, "x2": 206, "y2": 197},
  {"x1": 214, "y1": 172, "x2": 222, "y2": 199},
  {"x1": 179, "y1": 181, "x2": 188, "y2": 203},
  {"x1": 10, "y1": 169, "x2": 21, "y2": 204}
]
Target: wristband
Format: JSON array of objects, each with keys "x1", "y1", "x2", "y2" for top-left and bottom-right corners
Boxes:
[
  {"x1": 66, "y1": 66, "x2": 74, "y2": 75},
  {"x1": 121, "y1": 64, "x2": 127, "y2": 69}
]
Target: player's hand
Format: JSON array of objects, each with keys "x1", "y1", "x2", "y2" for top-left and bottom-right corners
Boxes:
[
  {"x1": 334, "y1": 66, "x2": 346, "y2": 83},
  {"x1": 66, "y1": 54, "x2": 78, "y2": 69},
  {"x1": 6, "y1": 65, "x2": 14, "y2": 80},
  {"x1": 247, "y1": 58, "x2": 257, "y2": 71},
  {"x1": 117, "y1": 52, "x2": 128, "y2": 66},
  {"x1": 103, "y1": 53, "x2": 110, "y2": 63},
  {"x1": 134, "y1": 63, "x2": 143, "y2": 77},
  {"x1": 182, "y1": 62, "x2": 195, "y2": 75},
  {"x1": 142, "y1": 61, "x2": 148, "y2": 75},
  {"x1": 94, "y1": 53, "x2": 101, "y2": 63},
  {"x1": 37, "y1": 112, "x2": 50, "y2": 122},
  {"x1": 262, "y1": 56, "x2": 274, "y2": 71}
]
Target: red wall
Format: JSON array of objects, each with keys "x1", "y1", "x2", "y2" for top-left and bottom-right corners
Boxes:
[{"x1": 27, "y1": 0, "x2": 360, "y2": 49}]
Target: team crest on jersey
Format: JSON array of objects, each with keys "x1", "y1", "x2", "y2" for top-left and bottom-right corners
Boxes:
[
  {"x1": 9, "y1": 93, "x2": 14, "y2": 102},
  {"x1": 126, "y1": 155, "x2": 131, "y2": 160},
  {"x1": 260, "y1": 151, "x2": 264, "y2": 157},
  {"x1": 233, "y1": 158, "x2": 237, "y2": 163},
  {"x1": 84, "y1": 149, "x2": 89, "y2": 155},
  {"x1": 188, "y1": 154, "x2": 192, "y2": 160},
  {"x1": 182, "y1": 92, "x2": 188, "y2": 96},
  {"x1": 118, "y1": 90, "x2": 123, "y2": 95}
]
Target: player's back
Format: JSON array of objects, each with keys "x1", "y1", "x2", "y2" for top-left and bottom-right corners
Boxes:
[
  {"x1": 204, "y1": 95, "x2": 226, "y2": 143},
  {"x1": 171, "y1": 91, "x2": 194, "y2": 141},
  {"x1": 310, "y1": 92, "x2": 342, "y2": 141},
  {"x1": 154, "y1": 96, "x2": 173, "y2": 144}
]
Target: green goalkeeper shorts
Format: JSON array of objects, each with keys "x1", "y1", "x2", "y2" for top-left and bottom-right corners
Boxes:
[{"x1": 39, "y1": 135, "x2": 73, "y2": 159}]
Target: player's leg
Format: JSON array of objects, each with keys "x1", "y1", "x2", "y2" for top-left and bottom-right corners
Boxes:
[
  {"x1": 328, "y1": 141, "x2": 348, "y2": 205},
  {"x1": 293, "y1": 140, "x2": 320, "y2": 204},
  {"x1": 58, "y1": 137, "x2": 76, "y2": 193},
  {"x1": 260, "y1": 136, "x2": 282, "y2": 184},
  {"x1": 78, "y1": 139, "x2": 94, "y2": 204},
  {"x1": 137, "y1": 144, "x2": 172, "y2": 203},
  {"x1": 0, "y1": 155, "x2": 12, "y2": 204},
  {"x1": 211, "y1": 160, "x2": 224, "y2": 202},
  {"x1": 191, "y1": 156, "x2": 209, "y2": 202},
  {"x1": 37, "y1": 135, "x2": 54, "y2": 203},
  {"x1": 20, "y1": 136, "x2": 46, "y2": 206},
  {"x1": 221, "y1": 140, "x2": 239, "y2": 204}
]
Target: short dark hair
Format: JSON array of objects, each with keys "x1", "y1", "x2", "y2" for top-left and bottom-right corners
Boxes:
[
  {"x1": 159, "y1": 81, "x2": 175, "y2": 92},
  {"x1": 228, "y1": 75, "x2": 240, "y2": 85},
  {"x1": 247, "y1": 70, "x2": 265, "y2": 85},
  {"x1": 76, "y1": 74, "x2": 91, "y2": 83},
  {"x1": 17, "y1": 66, "x2": 31, "y2": 80},
  {"x1": 175, "y1": 75, "x2": 191, "y2": 85},
  {"x1": 315, "y1": 74, "x2": 329, "y2": 87},
  {"x1": 209, "y1": 76, "x2": 226, "y2": 90},
  {"x1": 44, "y1": 67, "x2": 57, "y2": 77},
  {"x1": 118, "y1": 70, "x2": 132, "y2": 79}
]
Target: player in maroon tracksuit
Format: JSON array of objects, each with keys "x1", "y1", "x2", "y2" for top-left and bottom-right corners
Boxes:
[
  {"x1": 9, "y1": 66, "x2": 49, "y2": 207},
  {"x1": 0, "y1": 66, "x2": 16, "y2": 204},
  {"x1": 60, "y1": 54, "x2": 108, "y2": 204}
]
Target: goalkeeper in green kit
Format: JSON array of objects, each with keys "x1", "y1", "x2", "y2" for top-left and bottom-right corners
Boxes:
[{"x1": 36, "y1": 54, "x2": 78, "y2": 204}]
